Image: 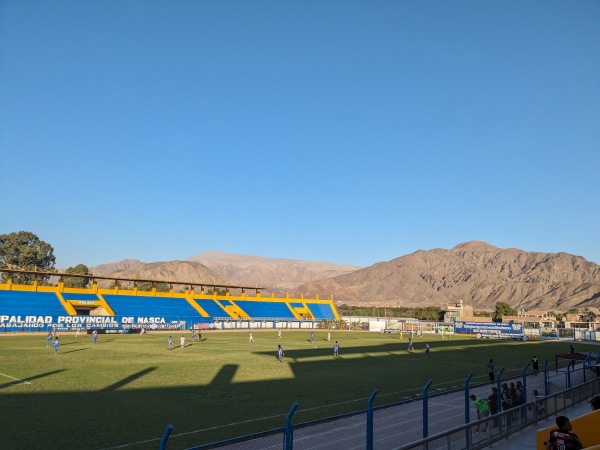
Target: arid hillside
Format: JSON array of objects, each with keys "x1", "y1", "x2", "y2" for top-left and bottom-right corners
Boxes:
[
  {"x1": 89, "y1": 242, "x2": 600, "y2": 311},
  {"x1": 291, "y1": 241, "x2": 600, "y2": 310},
  {"x1": 91, "y1": 260, "x2": 228, "y2": 288},
  {"x1": 91, "y1": 252, "x2": 361, "y2": 292}
]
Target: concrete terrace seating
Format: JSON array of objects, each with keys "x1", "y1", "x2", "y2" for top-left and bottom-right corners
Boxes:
[
  {"x1": 103, "y1": 294, "x2": 199, "y2": 322},
  {"x1": 0, "y1": 290, "x2": 67, "y2": 317},
  {"x1": 306, "y1": 303, "x2": 336, "y2": 319},
  {"x1": 234, "y1": 300, "x2": 296, "y2": 319}
]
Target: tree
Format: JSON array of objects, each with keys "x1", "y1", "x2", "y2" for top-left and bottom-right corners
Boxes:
[
  {"x1": 136, "y1": 281, "x2": 170, "y2": 292},
  {"x1": 0, "y1": 231, "x2": 56, "y2": 284},
  {"x1": 207, "y1": 288, "x2": 228, "y2": 296},
  {"x1": 63, "y1": 264, "x2": 91, "y2": 289},
  {"x1": 493, "y1": 302, "x2": 517, "y2": 321}
]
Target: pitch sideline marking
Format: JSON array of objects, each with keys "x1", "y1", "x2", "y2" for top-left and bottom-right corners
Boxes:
[{"x1": 0, "y1": 373, "x2": 31, "y2": 384}]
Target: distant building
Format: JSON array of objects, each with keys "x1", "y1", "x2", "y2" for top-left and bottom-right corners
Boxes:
[
  {"x1": 443, "y1": 300, "x2": 475, "y2": 322},
  {"x1": 503, "y1": 310, "x2": 556, "y2": 328},
  {"x1": 564, "y1": 308, "x2": 600, "y2": 330}
]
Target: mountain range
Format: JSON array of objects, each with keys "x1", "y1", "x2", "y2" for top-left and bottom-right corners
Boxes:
[{"x1": 89, "y1": 242, "x2": 600, "y2": 311}]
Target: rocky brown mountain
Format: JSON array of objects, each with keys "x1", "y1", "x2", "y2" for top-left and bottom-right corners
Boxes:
[
  {"x1": 90, "y1": 252, "x2": 361, "y2": 292},
  {"x1": 89, "y1": 242, "x2": 600, "y2": 311},
  {"x1": 187, "y1": 251, "x2": 362, "y2": 292},
  {"x1": 291, "y1": 241, "x2": 600, "y2": 310},
  {"x1": 91, "y1": 260, "x2": 229, "y2": 289}
]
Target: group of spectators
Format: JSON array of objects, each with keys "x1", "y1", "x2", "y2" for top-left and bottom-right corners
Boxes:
[{"x1": 469, "y1": 380, "x2": 524, "y2": 431}]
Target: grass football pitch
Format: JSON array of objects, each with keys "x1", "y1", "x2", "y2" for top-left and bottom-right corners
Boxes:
[{"x1": 0, "y1": 330, "x2": 596, "y2": 449}]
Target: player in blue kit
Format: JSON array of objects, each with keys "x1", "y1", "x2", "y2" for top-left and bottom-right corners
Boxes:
[
  {"x1": 46, "y1": 332, "x2": 52, "y2": 347},
  {"x1": 53, "y1": 337, "x2": 60, "y2": 355}
]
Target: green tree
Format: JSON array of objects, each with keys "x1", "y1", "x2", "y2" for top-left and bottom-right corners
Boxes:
[
  {"x1": 63, "y1": 264, "x2": 91, "y2": 288},
  {"x1": 493, "y1": 301, "x2": 518, "y2": 321},
  {"x1": 414, "y1": 306, "x2": 443, "y2": 321},
  {"x1": 0, "y1": 231, "x2": 56, "y2": 284},
  {"x1": 207, "y1": 288, "x2": 228, "y2": 296},
  {"x1": 137, "y1": 281, "x2": 170, "y2": 292}
]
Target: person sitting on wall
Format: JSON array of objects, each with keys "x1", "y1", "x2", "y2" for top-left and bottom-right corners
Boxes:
[{"x1": 545, "y1": 416, "x2": 583, "y2": 450}]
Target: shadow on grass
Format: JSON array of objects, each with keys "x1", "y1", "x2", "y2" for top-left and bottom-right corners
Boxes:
[
  {"x1": 1, "y1": 338, "x2": 592, "y2": 450},
  {"x1": 60, "y1": 347, "x2": 90, "y2": 354},
  {"x1": 103, "y1": 367, "x2": 157, "y2": 391},
  {"x1": 0, "y1": 369, "x2": 68, "y2": 390}
]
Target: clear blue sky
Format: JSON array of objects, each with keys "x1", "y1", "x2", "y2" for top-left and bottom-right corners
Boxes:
[{"x1": 1, "y1": 1, "x2": 599, "y2": 269}]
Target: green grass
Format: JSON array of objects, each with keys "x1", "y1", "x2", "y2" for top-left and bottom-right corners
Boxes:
[{"x1": 0, "y1": 330, "x2": 597, "y2": 449}]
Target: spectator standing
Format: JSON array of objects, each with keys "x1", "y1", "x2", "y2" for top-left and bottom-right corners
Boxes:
[
  {"x1": 509, "y1": 382, "x2": 519, "y2": 420},
  {"x1": 487, "y1": 359, "x2": 495, "y2": 382},
  {"x1": 515, "y1": 381, "x2": 524, "y2": 407},
  {"x1": 470, "y1": 395, "x2": 490, "y2": 432},
  {"x1": 487, "y1": 387, "x2": 499, "y2": 427},
  {"x1": 532, "y1": 356, "x2": 539, "y2": 375},
  {"x1": 501, "y1": 383, "x2": 512, "y2": 425}
]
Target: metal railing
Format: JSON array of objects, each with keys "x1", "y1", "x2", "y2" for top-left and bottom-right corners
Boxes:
[
  {"x1": 393, "y1": 376, "x2": 600, "y2": 450},
  {"x1": 162, "y1": 359, "x2": 600, "y2": 450}
]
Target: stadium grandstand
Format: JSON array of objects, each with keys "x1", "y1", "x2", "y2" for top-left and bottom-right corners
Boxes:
[{"x1": 0, "y1": 269, "x2": 339, "y2": 333}]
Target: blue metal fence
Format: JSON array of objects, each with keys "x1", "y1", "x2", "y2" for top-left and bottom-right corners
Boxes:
[{"x1": 161, "y1": 354, "x2": 600, "y2": 449}]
